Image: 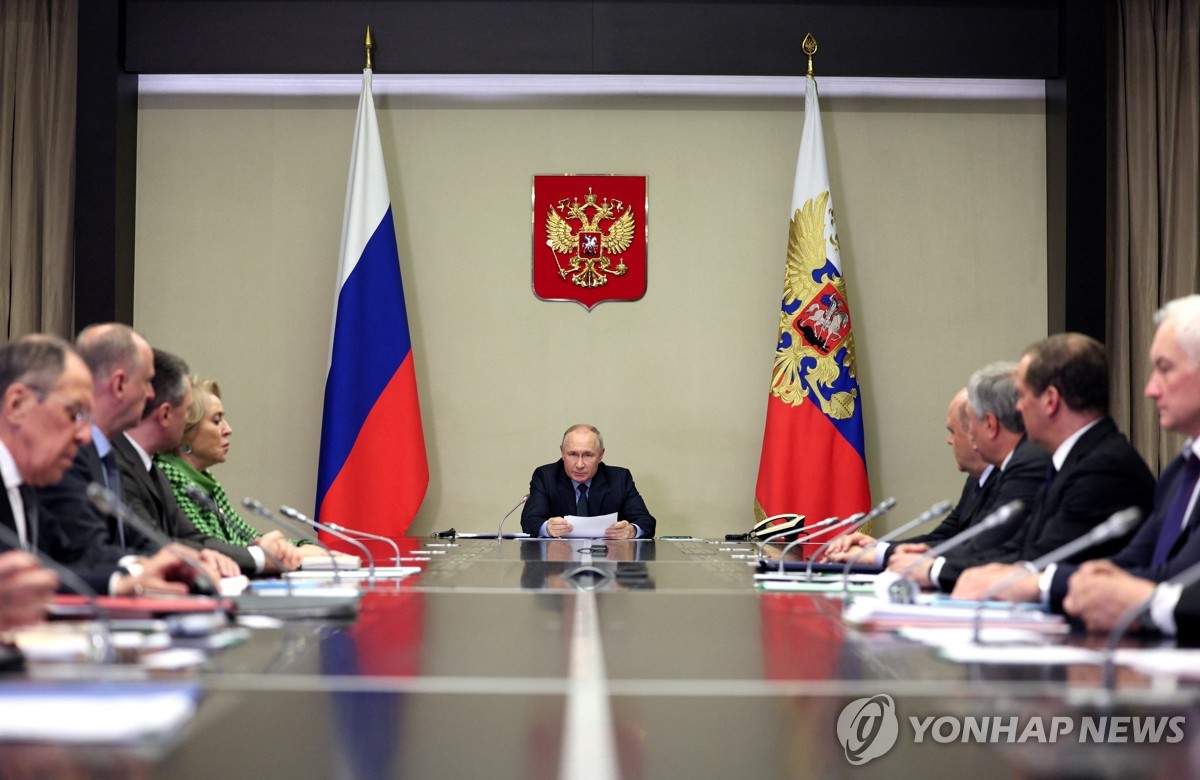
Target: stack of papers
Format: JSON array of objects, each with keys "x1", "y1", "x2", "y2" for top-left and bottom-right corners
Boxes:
[
  {"x1": 842, "y1": 596, "x2": 1067, "y2": 632},
  {"x1": 284, "y1": 565, "x2": 420, "y2": 580},
  {"x1": 298, "y1": 554, "x2": 362, "y2": 571},
  {"x1": 755, "y1": 574, "x2": 877, "y2": 593}
]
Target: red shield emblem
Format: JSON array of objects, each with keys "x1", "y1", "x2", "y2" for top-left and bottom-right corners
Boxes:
[
  {"x1": 532, "y1": 175, "x2": 647, "y2": 310},
  {"x1": 793, "y1": 283, "x2": 851, "y2": 356}
]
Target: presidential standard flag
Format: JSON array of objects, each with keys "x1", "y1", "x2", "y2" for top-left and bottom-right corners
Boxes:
[
  {"x1": 754, "y1": 73, "x2": 871, "y2": 553},
  {"x1": 316, "y1": 68, "x2": 428, "y2": 548}
]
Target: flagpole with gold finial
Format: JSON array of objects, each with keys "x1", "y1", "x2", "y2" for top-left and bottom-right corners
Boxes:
[
  {"x1": 364, "y1": 25, "x2": 375, "y2": 70},
  {"x1": 802, "y1": 32, "x2": 817, "y2": 77}
]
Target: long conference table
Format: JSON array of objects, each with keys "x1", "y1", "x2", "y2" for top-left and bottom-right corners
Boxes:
[{"x1": 2, "y1": 537, "x2": 1199, "y2": 779}]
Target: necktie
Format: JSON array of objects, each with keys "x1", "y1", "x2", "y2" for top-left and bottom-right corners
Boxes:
[
  {"x1": 576, "y1": 483, "x2": 589, "y2": 516},
  {"x1": 18, "y1": 484, "x2": 38, "y2": 552},
  {"x1": 101, "y1": 451, "x2": 126, "y2": 549},
  {"x1": 1152, "y1": 454, "x2": 1200, "y2": 566}
]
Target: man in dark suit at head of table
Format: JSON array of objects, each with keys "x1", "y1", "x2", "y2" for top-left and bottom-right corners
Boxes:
[{"x1": 519, "y1": 423, "x2": 656, "y2": 539}]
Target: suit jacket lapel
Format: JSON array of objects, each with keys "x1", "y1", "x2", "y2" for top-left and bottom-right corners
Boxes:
[
  {"x1": 1166, "y1": 454, "x2": 1200, "y2": 562},
  {"x1": 588, "y1": 466, "x2": 608, "y2": 515},
  {"x1": 555, "y1": 464, "x2": 577, "y2": 515},
  {"x1": 80, "y1": 442, "x2": 105, "y2": 485},
  {"x1": 1028, "y1": 418, "x2": 1114, "y2": 546},
  {"x1": 962, "y1": 471, "x2": 995, "y2": 527},
  {"x1": 0, "y1": 487, "x2": 18, "y2": 543},
  {"x1": 148, "y1": 464, "x2": 180, "y2": 536}
]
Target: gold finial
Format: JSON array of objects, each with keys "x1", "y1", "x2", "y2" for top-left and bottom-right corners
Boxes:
[
  {"x1": 365, "y1": 25, "x2": 375, "y2": 70},
  {"x1": 802, "y1": 33, "x2": 818, "y2": 77}
]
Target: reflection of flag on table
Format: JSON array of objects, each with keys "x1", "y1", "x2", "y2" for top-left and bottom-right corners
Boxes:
[
  {"x1": 754, "y1": 74, "x2": 870, "y2": 553},
  {"x1": 316, "y1": 68, "x2": 428, "y2": 547}
]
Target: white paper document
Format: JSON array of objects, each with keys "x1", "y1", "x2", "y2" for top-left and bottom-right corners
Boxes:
[
  {"x1": 283, "y1": 566, "x2": 420, "y2": 580},
  {"x1": 0, "y1": 683, "x2": 199, "y2": 742},
  {"x1": 298, "y1": 554, "x2": 362, "y2": 571},
  {"x1": 563, "y1": 512, "x2": 618, "y2": 538}
]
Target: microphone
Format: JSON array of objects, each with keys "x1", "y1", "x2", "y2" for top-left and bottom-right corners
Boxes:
[
  {"x1": 243, "y1": 499, "x2": 344, "y2": 584},
  {"x1": 1101, "y1": 555, "x2": 1200, "y2": 691},
  {"x1": 280, "y1": 505, "x2": 377, "y2": 581},
  {"x1": 774, "y1": 515, "x2": 858, "y2": 574},
  {"x1": 805, "y1": 497, "x2": 897, "y2": 581},
  {"x1": 970, "y1": 506, "x2": 1143, "y2": 642},
  {"x1": 184, "y1": 486, "x2": 292, "y2": 593},
  {"x1": 87, "y1": 482, "x2": 219, "y2": 597},
  {"x1": 431, "y1": 527, "x2": 457, "y2": 539},
  {"x1": 498, "y1": 494, "x2": 530, "y2": 538},
  {"x1": 0, "y1": 521, "x2": 114, "y2": 664},
  {"x1": 887, "y1": 499, "x2": 1026, "y2": 603},
  {"x1": 756, "y1": 516, "x2": 836, "y2": 565},
  {"x1": 841, "y1": 499, "x2": 952, "y2": 599},
  {"x1": 322, "y1": 521, "x2": 403, "y2": 566}
]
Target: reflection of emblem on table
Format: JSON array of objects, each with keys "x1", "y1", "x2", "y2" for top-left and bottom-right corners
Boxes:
[
  {"x1": 545, "y1": 188, "x2": 635, "y2": 288},
  {"x1": 771, "y1": 190, "x2": 858, "y2": 420}
]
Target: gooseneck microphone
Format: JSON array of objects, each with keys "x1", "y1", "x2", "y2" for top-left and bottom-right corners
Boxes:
[
  {"x1": 775, "y1": 516, "x2": 858, "y2": 574},
  {"x1": 970, "y1": 507, "x2": 1143, "y2": 643},
  {"x1": 498, "y1": 494, "x2": 530, "y2": 538},
  {"x1": 184, "y1": 486, "x2": 292, "y2": 593},
  {"x1": 321, "y1": 522, "x2": 402, "y2": 566},
  {"x1": 0, "y1": 521, "x2": 114, "y2": 664},
  {"x1": 1100, "y1": 550, "x2": 1200, "y2": 691},
  {"x1": 280, "y1": 505, "x2": 377, "y2": 581},
  {"x1": 841, "y1": 499, "x2": 952, "y2": 599},
  {"x1": 243, "y1": 498, "x2": 342, "y2": 584},
  {"x1": 805, "y1": 498, "x2": 897, "y2": 581},
  {"x1": 888, "y1": 499, "x2": 1026, "y2": 604},
  {"x1": 87, "y1": 483, "x2": 219, "y2": 597}
]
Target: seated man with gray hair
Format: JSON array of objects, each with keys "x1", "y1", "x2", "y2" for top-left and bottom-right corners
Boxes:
[
  {"x1": 890, "y1": 361, "x2": 1052, "y2": 590},
  {"x1": 520, "y1": 424, "x2": 656, "y2": 539}
]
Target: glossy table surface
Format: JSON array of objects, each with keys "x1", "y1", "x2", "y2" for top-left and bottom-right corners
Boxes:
[{"x1": 3, "y1": 538, "x2": 1199, "y2": 779}]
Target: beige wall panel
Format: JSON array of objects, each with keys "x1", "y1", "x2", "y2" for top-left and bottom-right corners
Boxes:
[{"x1": 135, "y1": 92, "x2": 1046, "y2": 538}]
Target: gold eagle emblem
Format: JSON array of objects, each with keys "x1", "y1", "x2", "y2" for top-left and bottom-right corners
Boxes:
[
  {"x1": 771, "y1": 191, "x2": 859, "y2": 420},
  {"x1": 545, "y1": 188, "x2": 635, "y2": 288}
]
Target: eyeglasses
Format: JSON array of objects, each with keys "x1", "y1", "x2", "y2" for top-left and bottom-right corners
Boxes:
[{"x1": 42, "y1": 394, "x2": 91, "y2": 427}]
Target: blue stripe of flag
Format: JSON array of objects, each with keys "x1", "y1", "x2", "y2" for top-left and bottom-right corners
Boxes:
[{"x1": 316, "y1": 207, "x2": 412, "y2": 506}]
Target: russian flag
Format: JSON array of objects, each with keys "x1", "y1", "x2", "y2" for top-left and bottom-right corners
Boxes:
[
  {"x1": 315, "y1": 68, "x2": 428, "y2": 550},
  {"x1": 754, "y1": 73, "x2": 871, "y2": 556}
]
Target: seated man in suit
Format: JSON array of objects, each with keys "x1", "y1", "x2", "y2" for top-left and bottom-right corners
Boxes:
[
  {"x1": 519, "y1": 424, "x2": 656, "y2": 539},
  {"x1": 0, "y1": 333, "x2": 214, "y2": 596},
  {"x1": 890, "y1": 362, "x2": 1052, "y2": 589},
  {"x1": 115, "y1": 348, "x2": 299, "y2": 576},
  {"x1": 823, "y1": 387, "x2": 989, "y2": 563},
  {"x1": 1001, "y1": 295, "x2": 1200, "y2": 617},
  {"x1": 951, "y1": 333, "x2": 1156, "y2": 599}
]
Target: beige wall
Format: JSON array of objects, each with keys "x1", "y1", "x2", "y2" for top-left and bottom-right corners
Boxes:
[{"x1": 133, "y1": 91, "x2": 1047, "y2": 538}]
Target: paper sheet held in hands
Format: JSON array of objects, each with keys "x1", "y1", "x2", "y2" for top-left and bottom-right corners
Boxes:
[{"x1": 564, "y1": 513, "x2": 618, "y2": 538}]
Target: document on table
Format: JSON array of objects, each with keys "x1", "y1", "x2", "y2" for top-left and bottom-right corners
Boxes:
[
  {"x1": 563, "y1": 513, "x2": 618, "y2": 538},
  {"x1": 0, "y1": 682, "x2": 199, "y2": 742}
]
